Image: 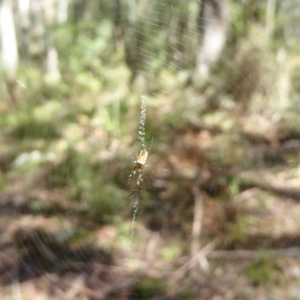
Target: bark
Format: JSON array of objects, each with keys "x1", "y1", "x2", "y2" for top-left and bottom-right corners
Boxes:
[
  {"x1": 0, "y1": 0, "x2": 19, "y2": 105},
  {"x1": 193, "y1": 0, "x2": 229, "y2": 87},
  {"x1": 29, "y1": 0, "x2": 46, "y2": 57},
  {"x1": 44, "y1": 0, "x2": 61, "y2": 83},
  {"x1": 57, "y1": 0, "x2": 68, "y2": 24},
  {"x1": 266, "y1": 0, "x2": 276, "y2": 38},
  {"x1": 114, "y1": 0, "x2": 124, "y2": 52},
  {"x1": 17, "y1": 0, "x2": 31, "y2": 61}
]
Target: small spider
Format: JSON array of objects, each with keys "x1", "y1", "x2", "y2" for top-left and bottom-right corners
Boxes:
[{"x1": 127, "y1": 148, "x2": 150, "y2": 197}]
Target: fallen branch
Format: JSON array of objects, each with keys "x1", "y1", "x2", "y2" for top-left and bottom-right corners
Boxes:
[{"x1": 208, "y1": 247, "x2": 300, "y2": 260}]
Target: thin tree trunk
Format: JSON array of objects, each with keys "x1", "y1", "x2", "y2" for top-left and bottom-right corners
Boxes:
[
  {"x1": 0, "y1": 0, "x2": 19, "y2": 105},
  {"x1": 44, "y1": 0, "x2": 61, "y2": 83},
  {"x1": 17, "y1": 0, "x2": 31, "y2": 61},
  {"x1": 58, "y1": 0, "x2": 68, "y2": 24},
  {"x1": 266, "y1": 0, "x2": 276, "y2": 38},
  {"x1": 114, "y1": 0, "x2": 124, "y2": 53},
  {"x1": 193, "y1": 0, "x2": 229, "y2": 88}
]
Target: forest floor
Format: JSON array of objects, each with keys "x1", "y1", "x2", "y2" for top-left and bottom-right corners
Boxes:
[{"x1": 1, "y1": 106, "x2": 300, "y2": 299}]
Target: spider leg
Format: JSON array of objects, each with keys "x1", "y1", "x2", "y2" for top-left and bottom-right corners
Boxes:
[
  {"x1": 127, "y1": 170, "x2": 136, "y2": 192},
  {"x1": 127, "y1": 141, "x2": 151, "y2": 198},
  {"x1": 127, "y1": 169, "x2": 144, "y2": 198},
  {"x1": 128, "y1": 179, "x2": 138, "y2": 197}
]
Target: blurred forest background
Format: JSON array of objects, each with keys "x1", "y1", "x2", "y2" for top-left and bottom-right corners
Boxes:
[{"x1": 0, "y1": 0, "x2": 300, "y2": 299}]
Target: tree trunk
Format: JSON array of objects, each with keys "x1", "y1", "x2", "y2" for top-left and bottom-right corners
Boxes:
[
  {"x1": 0, "y1": 0, "x2": 19, "y2": 105},
  {"x1": 44, "y1": 0, "x2": 61, "y2": 83},
  {"x1": 193, "y1": 0, "x2": 229, "y2": 88},
  {"x1": 266, "y1": 0, "x2": 276, "y2": 38}
]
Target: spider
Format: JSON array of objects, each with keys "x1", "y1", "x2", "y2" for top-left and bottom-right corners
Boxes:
[{"x1": 127, "y1": 148, "x2": 149, "y2": 197}]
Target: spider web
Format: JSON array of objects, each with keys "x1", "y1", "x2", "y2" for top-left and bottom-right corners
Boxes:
[{"x1": 0, "y1": 0, "x2": 300, "y2": 299}]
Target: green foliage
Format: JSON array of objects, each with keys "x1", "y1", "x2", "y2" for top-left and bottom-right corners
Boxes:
[
  {"x1": 135, "y1": 277, "x2": 166, "y2": 299},
  {"x1": 230, "y1": 0, "x2": 266, "y2": 42},
  {"x1": 51, "y1": 149, "x2": 125, "y2": 224},
  {"x1": 29, "y1": 198, "x2": 53, "y2": 213},
  {"x1": 55, "y1": 20, "x2": 114, "y2": 64},
  {"x1": 3, "y1": 96, "x2": 65, "y2": 143},
  {"x1": 12, "y1": 119, "x2": 59, "y2": 140},
  {"x1": 247, "y1": 257, "x2": 281, "y2": 286},
  {"x1": 161, "y1": 243, "x2": 181, "y2": 261},
  {"x1": 63, "y1": 228, "x2": 95, "y2": 247},
  {"x1": 85, "y1": 184, "x2": 125, "y2": 224},
  {"x1": 227, "y1": 218, "x2": 250, "y2": 246}
]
